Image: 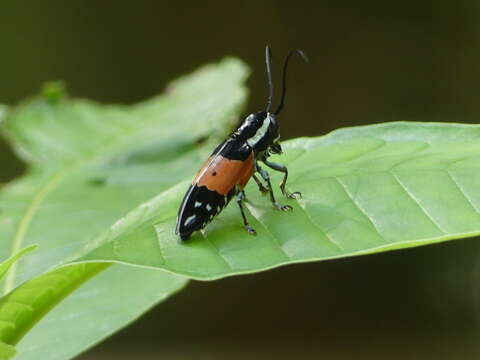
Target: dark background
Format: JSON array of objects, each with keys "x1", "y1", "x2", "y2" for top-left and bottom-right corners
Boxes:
[{"x1": 2, "y1": 1, "x2": 480, "y2": 359}]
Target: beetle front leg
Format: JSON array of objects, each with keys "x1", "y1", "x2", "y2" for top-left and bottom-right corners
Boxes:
[
  {"x1": 256, "y1": 163, "x2": 292, "y2": 211},
  {"x1": 262, "y1": 159, "x2": 301, "y2": 199}
]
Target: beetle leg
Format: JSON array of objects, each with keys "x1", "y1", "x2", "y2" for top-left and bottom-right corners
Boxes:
[
  {"x1": 252, "y1": 173, "x2": 269, "y2": 194},
  {"x1": 236, "y1": 190, "x2": 256, "y2": 235},
  {"x1": 256, "y1": 163, "x2": 292, "y2": 211},
  {"x1": 262, "y1": 159, "x2": 301, "y2": 199}
]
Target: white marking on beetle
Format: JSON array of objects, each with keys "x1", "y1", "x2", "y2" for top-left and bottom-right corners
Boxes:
[
  {"x1": 194, "y1": 201, "x2": 202, "y2": 208},
  {"x1": 184, "y1": 215, "x2": 196, "y2": 226},
  {"x1": 247, "y1": 114, "x2": 271, "y2": 147},
  {"x1": 206, "y1": 204, "x2": 212, "y2": 211}
]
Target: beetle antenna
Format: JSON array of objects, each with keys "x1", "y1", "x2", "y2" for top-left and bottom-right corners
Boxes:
[
  {"x1": 274, "y1": 49, "x2": 309, "y2": 116},
  {"x1": 265, "y1": 45, "x2": 274, "y2": 113}
]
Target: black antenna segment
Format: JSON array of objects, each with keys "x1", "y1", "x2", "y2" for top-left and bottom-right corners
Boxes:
[
  {"x1": 265, "y1": 45, "x2": 274, "y2": 113},
  {"x1": 274, "y1": 49, "x2": 309, "y2": 115}
]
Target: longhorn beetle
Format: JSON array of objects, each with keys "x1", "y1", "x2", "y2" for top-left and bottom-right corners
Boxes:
[{"x1": 176, "y1": 46, "x2": 308, "y2": 240}]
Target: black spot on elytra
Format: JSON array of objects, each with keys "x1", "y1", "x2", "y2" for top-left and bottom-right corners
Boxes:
[{"x1": 212, "y1": 171, "x2": 217, "y2": 176}]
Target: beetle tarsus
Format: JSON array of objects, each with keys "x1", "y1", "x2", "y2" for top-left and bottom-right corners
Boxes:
[
  {"x1": 245, "y1": 225, "x2": 257, "y2": 235},
  {"x1": 274, "y1": 202, "x2": 293, "y2": 211},
  {"x1": 286, "y1": 190, "x2": 302, "y2": 199}
]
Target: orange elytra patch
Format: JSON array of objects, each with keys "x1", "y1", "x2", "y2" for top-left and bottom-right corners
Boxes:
[{"x1": 194, "y1": 153, "x2": 254, "y2": 195}]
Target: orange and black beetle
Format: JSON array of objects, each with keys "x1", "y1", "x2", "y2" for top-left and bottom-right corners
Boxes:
[{"x1": 176, "y1": 46, "x2": 308, "y2": 240}]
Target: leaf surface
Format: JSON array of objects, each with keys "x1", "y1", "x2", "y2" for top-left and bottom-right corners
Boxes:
[
  {"x1": 74, "y1": 122, "x2": 480, "y2": 279},
  {"x1": 0, "y1": 246, "x2": 36, "y2": 282},
  {"x1": 0, "y1": 58, "x2": 248, "y2": 357},
  {"x1": 1, "y1": 58, "x2": 248, "y2": 289},
  {"x1": 14, "y1": 265, "x2": 187, "y2": 360},
  {"x1": 0, "y1": 245, "x2": 36, "y2": 360}
]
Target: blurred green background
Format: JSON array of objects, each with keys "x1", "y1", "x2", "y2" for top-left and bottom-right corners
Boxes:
[{"x1": 3, "y1": 1, "x2": 480, "y2": 359}]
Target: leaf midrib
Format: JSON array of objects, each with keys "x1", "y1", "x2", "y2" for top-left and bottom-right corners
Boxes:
[{"x1": 3, "y1": 171, "x2": 65, "y2": 294}]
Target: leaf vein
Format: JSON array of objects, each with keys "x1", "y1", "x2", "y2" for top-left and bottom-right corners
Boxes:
[
  {"x1": 445, "y1": 170, "x2": 480, "y2": 216},
  {"x1": 200, "y1": 232, "x2": 234, "y2": 271},
  {"x1": 245, "y1": 205, "x2": 290, "y2": 261},
  {"x1": 294, "y1": 200, "x2": 345, "y2": 252},
  {"x1": 390, "y1": 171, "x2": 448, "y2": 234},
  {"x1": 3, "y1": 170, "x2": 66, "y2": 295},
  {"x1": 334, "y1": 177, "x2": 386, "y2": 242}
]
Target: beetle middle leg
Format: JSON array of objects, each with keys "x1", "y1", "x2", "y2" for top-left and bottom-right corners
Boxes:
[
  {"x1": 263, "y1": 159, "x2": 301, "y2": 199},
  {"x1": 236, "y1": 189, "x2": 256, "y2": 235},
  {"x1": 256, "y1": 163, "x2": 292, "y2": 211}
]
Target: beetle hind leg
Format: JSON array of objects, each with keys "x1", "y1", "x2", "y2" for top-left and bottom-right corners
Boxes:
[{"x1": 236, "y1": 190, "x2": 257, "y2": 235}]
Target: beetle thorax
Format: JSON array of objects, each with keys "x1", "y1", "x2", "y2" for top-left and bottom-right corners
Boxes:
[
  {"x1": 246, "y1": 113, "x2": 272, "y2": 148},
  {"x1": 234, "y1": 111, "x2": 279, "y2": 153}
]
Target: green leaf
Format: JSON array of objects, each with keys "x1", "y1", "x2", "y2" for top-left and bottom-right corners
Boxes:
[
  {"x1": 0, "y1": 262, "x2": 186, "y2": 360},
  {"x1": 72, "y1": 122, "x2": 480, "y2": 279},
  {"x1": 0, "y1": 342, "x2": 15, "y2": 360},
  {"x1": 0, "y1": 58, "x2": 248, "y2": 357},
  {"x1": 0, "y1": 263, "x2": 109, "y2": 346},
  {"x1": 0, "y1": 244, "x2": 36, "y2": 359},
  {"x1": 0, "y1": 246, "x2": 36, "y2": 281},
  {"x1": 14, "y1": 265, "x2": 187, "y2": 360}
]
